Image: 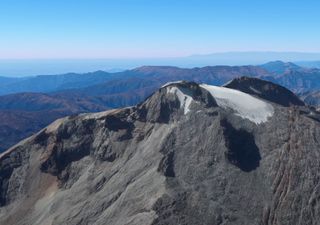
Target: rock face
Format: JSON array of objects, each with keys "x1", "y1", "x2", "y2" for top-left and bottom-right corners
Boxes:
[
  {"x1": 1, "y1": 78, "x2": 320, "y2": 225},
  {"x1": 224, "y1": 77, "x2": 305, "y2": 107}
]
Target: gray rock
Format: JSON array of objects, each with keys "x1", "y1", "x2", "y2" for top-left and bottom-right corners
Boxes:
[{"x1": 1, "y1": 78, "x2": 320, "y2": 225}]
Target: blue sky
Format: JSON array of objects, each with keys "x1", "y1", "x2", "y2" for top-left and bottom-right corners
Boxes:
[{"x1": 0, "y1": 0, "x2": 319, "y2": 59}]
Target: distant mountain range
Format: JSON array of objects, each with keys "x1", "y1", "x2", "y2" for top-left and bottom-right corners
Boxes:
[
  {"x1": 295, "y1": 61, "x2": 320, "y2": 69},
  {"x1": 0, "y1": 92, "x2": 109, "y2": 152},
  {"x1": 1, "y1": 52, "x2": 320, "y2": 76},
  {"x1": 0, "y1": 61, "x2": 320, "y2": 151},
  {"x1": 187, "y1": 52, "x2": 320, "y2": 67},
  {"x1": 2, "y1": 60, "x2": 320, "y2": 96},
  {"x1": 0, "y1": 70, "x2": 132, "y2": 95}
]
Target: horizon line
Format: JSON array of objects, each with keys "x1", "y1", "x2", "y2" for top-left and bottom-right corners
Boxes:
[{"x1": 1, "y1": 51, "x2": 320, "y2": 61}]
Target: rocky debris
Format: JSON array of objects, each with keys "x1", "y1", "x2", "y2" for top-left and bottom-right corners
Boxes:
[{"x1": 0, "y1": 78, "x2": 320, "y2": 225}]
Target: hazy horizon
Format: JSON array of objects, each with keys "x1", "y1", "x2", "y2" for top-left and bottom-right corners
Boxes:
[
  {"x1": 1, "y1": 0, "x2": 320, "y2": 76},
  {"x1": 1, "y1": 51, "x2": 320, "y2": 77}
]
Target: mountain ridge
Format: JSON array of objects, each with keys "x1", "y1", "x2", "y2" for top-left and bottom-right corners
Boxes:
[
  {"x1": 1, "y1": 78, "x2": 320, "y2": 224},
  {"x1": 1, "y1": 61, "x2": 320, "y2": 96},
  {"x1": 1, "y1": 62, "x2": 320, "y2": 152}
]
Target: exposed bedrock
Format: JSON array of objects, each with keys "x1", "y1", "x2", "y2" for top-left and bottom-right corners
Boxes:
[{"x1": 0, "y1": 78, "x2": 320, "y2": 225}]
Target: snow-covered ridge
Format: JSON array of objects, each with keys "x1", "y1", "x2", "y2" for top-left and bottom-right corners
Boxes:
[
  {"x1": 161, "y1": 81, "x2": 184, "y2": 88},
  {"x1": 166, "y1": 86, "x2": 193, "y2": 115},
  {"x1": 200, "y1": 84, "x2": 274, "y2": 124},
  {"x1": 164, "y1": 82, "x2": 274, "y2": 123}
]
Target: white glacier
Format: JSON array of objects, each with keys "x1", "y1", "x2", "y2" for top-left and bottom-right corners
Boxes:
[
  {"x1": 161, "y1": 81, "x2": 184, "y2": 88},
  {"x1": 200, "y1": 84, "x2": 274, "y2": 124}
]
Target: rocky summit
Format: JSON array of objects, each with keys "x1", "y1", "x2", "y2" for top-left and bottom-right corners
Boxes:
[{"x1": 1, "y1": 77, "x2": 320, "y2": 225}]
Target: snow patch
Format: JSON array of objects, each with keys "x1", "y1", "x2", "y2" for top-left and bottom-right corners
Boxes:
[
  {"x1": 249, "y1": 86, "x2": 262, "y2": 94},
  {"x1": 161, "y1": 81, "x2": 183, "y2": 88},
  {"x1": 167, "y1": 86, "x2": 193, "y2": 115},
  {"x1": 200, "y1": 84, "x2": 274, "y2": 124}
]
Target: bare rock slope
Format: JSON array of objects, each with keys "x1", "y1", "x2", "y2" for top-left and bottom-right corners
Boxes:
[{"x1": 1, "y1": 78, "x2": 320, "y2": 225}]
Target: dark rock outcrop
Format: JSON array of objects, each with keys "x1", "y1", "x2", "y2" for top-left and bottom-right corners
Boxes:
[
  {"x1": 225, "y1": 76, "x2": 305, "y2": 107},
  {"x1": 221, "y1": 119, "x2": 261, "y2": 172}
]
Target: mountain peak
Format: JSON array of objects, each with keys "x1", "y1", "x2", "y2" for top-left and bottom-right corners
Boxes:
[
  {"x1": 1, "y1": 78, "x2": 320, "y2": 225},
  {"x1": 140, "y1": 80, "x2": 275, "y2": 124},
  {"x1": 135, "y1": 81, "x2": 218, "y2": 123},
  {"x1": 224, "y1": 76, "x2": 305, "y2": 107},
  {"x1": 260, "y1": 60, "x2": 302, "y2": 74}
]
